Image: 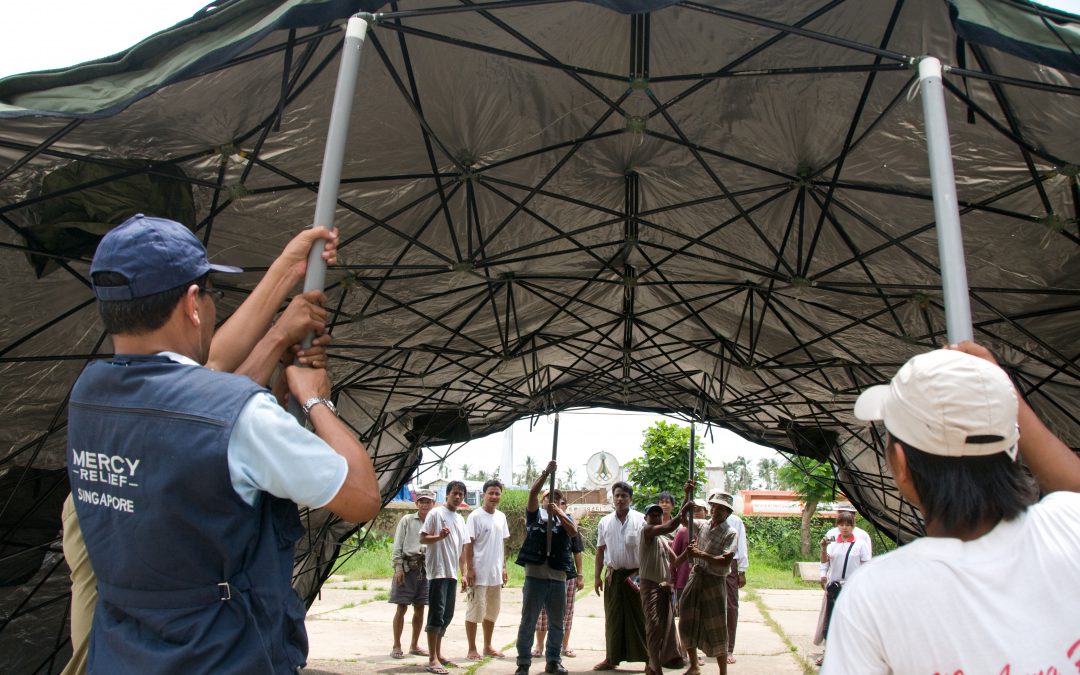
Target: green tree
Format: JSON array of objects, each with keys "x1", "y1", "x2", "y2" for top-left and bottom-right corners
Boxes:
[
  {"x1": 777, "y1": 458, "x2": 837, "y2": 557},
  {"x1": 720, "y1": 456, "x2": 754, "y2": 492},
  {"x1": 756, "y1": 457, "x2": 780, "y2": 489},
  {"x1": 460, "y1": 463, "x2": 471, "y2": 479},
  {"x1": 624, "y1": 420, "x2": 709, "y2": 508},
  {"x1": 563, "y1": 467, "x2": 577, "y2": 490},
  {"x1": 515, "y1": 455, "x2": 540, "y2": 486}
]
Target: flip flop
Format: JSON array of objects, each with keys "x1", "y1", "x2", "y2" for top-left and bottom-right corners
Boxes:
[
  {"x1": 593, "y1": 661, "x2": 618, "y2": 671},
  {"x1": 532, "y1": 649, "x2": 543, "y2": 658},
  {"x1": 410, "y1": 648, "x2": 430, "y2": 656},
  {"x1": 442, "y1": 661, "x2": 460, "y2": 668},
  {"x1": 726, "y1": 655, "x2": 736, "y2": 664},
  {"x1": 425, "y1": 667, "x2": 449, "y2": 675},
  {"x1": 562, "y1": 648, "x2": 576, "y2": 658},
  {"x1": 391, "y1": 648, "x2": 404, "y2": 659},
  {"x1": 485, "y1": 650, "x2": 506, "y2": 658}
]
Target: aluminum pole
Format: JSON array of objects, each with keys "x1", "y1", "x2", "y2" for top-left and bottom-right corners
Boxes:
[
  {"x1": 546, "y1": 413, "x2": 560, "y2": 556},
  {"x1": 688, "y1": 421, "x2": 696, "y2": 543},
  {"x1": 918, "y1": 56, "x2": 973, "y2": 343},
  {"x1": 289, "y1": 14, "x2": 371, "y2": 420}
]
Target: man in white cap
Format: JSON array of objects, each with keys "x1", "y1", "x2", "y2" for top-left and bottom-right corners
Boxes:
[
  {"x1": 823, "y1": 342, "x2": 1080, "y2": 674},
  {"x1": 389, "y1": 489, "x2": 437, "y2": 659}
]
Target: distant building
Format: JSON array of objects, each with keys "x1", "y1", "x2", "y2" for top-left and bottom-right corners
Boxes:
[
  {"x1": 739, "y1": 489, "x2": 853, "y2": 517},
  {"x1": 417, "y1": 478, "x2": 488, "y2": 508}
]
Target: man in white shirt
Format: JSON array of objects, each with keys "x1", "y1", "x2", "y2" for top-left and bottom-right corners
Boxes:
[
  {"x1": 420, "y1": 481, "x2": 468, "y2": 674},
  {"x1": 463, "y1": 479, "x2": 511, "y2": 660},
  {"x1": 593, "y1": 481, "x2": 648, "y2": 670},
  {"x1": 823, "y1": 343, "x2": 1080, "y2": 675},
  {"x1": 723, "y1": 512, "x2": 749, "y2": 663}
]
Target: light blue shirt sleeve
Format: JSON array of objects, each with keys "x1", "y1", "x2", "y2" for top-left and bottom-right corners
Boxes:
[{"x1": 227, "y1": 391, "x2": 348, "y2": 508}]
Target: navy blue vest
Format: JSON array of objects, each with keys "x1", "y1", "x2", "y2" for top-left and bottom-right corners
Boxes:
[{"x1": 67, "y1": 355, "x2": 308, "y2": 674}]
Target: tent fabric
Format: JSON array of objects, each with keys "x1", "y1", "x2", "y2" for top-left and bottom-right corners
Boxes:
[
  {"x1": 949, "y1": 0, "x2": 1080, "y2": 74},
  {"x1": 0, "y1": 0, "x2": 1078, "y2": 669}
]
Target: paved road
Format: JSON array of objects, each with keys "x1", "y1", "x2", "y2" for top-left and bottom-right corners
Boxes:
[{"x1": 305, "y1": 578, "x2": 822, "y2": 675}]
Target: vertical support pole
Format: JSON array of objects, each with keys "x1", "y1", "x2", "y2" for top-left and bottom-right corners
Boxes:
[
  {"x1": 688, "y1": 421, "x2": 696, "y2": 543},
  {"x1": 918, "y1": 56, "x2": 973, "y2": 344},
  {"x1": 546, "y1": 413, "x2": 560, "y2": 556},
  {"x1": 289, "y1": 14, "x2": 371, "y2": 420}
]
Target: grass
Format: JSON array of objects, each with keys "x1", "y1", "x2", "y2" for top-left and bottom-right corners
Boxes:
[{"x1": 745, "y1": 557, "x2": 821, "y2": 591}]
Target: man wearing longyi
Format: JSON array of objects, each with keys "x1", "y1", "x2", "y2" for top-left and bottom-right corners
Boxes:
[{"x1": 67, "y1": 214, "x2": 380, "y2": 674}]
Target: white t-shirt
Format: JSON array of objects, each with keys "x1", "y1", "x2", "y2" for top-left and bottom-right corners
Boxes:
[
  {"x1": 465, "y1": 508, "x2": 510, "y2": 586},
  {"x1": 820, "y1": 537, "x2": 871, "y2": 584},
  {"x1": 597, "y1": 509, "x2": 645, "y2": 570},
  {"x1": 422, "y1": 505, "x2": 467, "y2": 580},
  {"x1": 823, "y1": 492, "x2": 1080, "y2": 675}
]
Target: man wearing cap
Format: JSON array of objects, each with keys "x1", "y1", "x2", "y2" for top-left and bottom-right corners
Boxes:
[
  {"x1": 670, "y1": 498, "x2": 707, "y2": 612},
  {"x1": 823, "y1": 342, "x2": 1080, "y2": 674},
  {"x1": 639, "y1": 500, "x2": 693, "y2": 675},
  {"x1": 677, "y1": 484, "x2": 738, "y2": 675},
  {"x1": 67, "y1": 214, "x2": 381, "y2": 674},
  {"x1": 389, "y1": 489, "x2": 436, "y2": 659},
  {"x1": 593, "y1": 481, "x2": 647, "y2": 671}
]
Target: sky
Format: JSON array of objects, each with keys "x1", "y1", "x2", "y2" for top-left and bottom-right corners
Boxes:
[
  {"x1": 2, "y1": 0, "x2": 1080, "y2": 79},
  {"x1": 419, "y1": 409, "x2": 782, "y2": 488}
]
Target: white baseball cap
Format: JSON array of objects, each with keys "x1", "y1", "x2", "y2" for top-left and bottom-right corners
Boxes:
[{"x1": 854, "y1": 349, "x2": 1019, "y2": 460}]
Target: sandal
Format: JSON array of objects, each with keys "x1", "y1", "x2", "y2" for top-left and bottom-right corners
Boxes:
[
  {"x1": 532, "y1": 648, "x2": 543, "y2": 658},
  {"x1": 442, "y1": 661, "x2": 460, "y2": 668},
  {"x1": 593, "y1": 661, "x2": 618, "y2": 671},
  {"x1": 391, "y1": 648, "x2": 404, "y2": 659},
  {"x1": 426, "y1": 667, "x2": 449, "y2": 675},
  {"x1": 815, "y1": 656, "x2": 824, "y2": 666},
  {"x1": 562, "y1": 648, "x2": 576, "y2": 658},
  {"x1": 410, "y1": 648, "x2": 429, "y2": 656}
]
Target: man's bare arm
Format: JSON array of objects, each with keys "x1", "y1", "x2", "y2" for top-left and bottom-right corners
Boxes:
[
  {"x1": 208, "y1": 227, "x2": 337, "y2": 372},
  {"x1": 286, "y1": 365, "x2": 379, "y2": 523}
]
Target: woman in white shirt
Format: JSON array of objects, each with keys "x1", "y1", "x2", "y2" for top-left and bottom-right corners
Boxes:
[{"x1": 813, "y1": 511, "x2": 871, "y2": 665}]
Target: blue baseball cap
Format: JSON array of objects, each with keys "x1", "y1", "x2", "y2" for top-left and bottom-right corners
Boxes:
[{"x1": 90, "y1": 214, "x2": 242, "y2": 301}]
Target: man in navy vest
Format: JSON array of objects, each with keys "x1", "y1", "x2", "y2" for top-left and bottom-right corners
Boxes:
[{"x1": 67, "y1": 214, "x2": 381, "y2": 674}]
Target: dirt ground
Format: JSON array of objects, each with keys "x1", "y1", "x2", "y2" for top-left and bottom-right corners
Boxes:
[{"x1": 303, "y1": 577, "x2": 823, "y2": 674}]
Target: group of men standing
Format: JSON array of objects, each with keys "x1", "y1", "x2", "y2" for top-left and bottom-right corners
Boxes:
[
  {"x1": 389, "y1": 479, "x2": 512, "y2": 674},
  {"x1": 594, "y1": 482, "x2": 747, "y2": 675}
]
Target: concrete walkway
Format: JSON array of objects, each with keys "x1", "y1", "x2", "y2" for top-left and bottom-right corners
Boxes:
[{"x1": 304, "y1": 579, "x2": 822, "y2": 675}]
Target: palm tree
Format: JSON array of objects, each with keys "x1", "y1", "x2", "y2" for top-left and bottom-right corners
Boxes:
[
  {"x1": 522, "y1": 456, "x2": 539, "y2": 485},
  {"x1": 460, "y1": 463, "x2": 470, "y2": 479},
  {"x1": 563, "y1": 467, "x2": 577, "y2": 489}
]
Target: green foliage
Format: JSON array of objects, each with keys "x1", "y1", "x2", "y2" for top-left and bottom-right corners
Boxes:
[
  {"x1": 744, "y1": 514, "x2": 834, "y2": 563},
  {"x1": 719, "y1": 456, "x2": 755, "y2": 491},
  {"x1": 756, "y1": 457, "x2": 780, "y2": 489},
  {"x1": 624, "y1": 420, "x2": 709, "y2": 507},
  {"x1": 776, "y1": 458, "x2": 836, "y2": 502},
  {"x1": 334, "y1": 532, "x2": 395, "y2": 580},
  {"x1": 742, "y1": 514, "x2": 897, "y2": 566}
]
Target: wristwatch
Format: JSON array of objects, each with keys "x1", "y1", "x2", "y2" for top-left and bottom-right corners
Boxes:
[{"x1": 302, "y1": 396, "x2": 338, "y2": 417}]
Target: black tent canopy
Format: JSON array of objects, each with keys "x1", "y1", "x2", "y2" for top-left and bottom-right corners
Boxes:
[{"x1": 0, "y1": 0, "x2": 1078, "y2": 670}]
